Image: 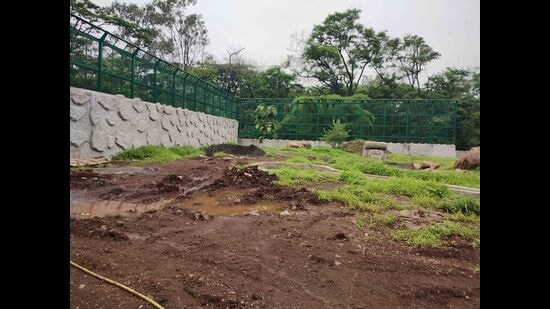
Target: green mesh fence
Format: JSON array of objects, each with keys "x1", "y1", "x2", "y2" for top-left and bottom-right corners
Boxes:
[
  {"x1": 70, "y1": 14, "x2": 237, "y2": 119},
  {"x1": 238, "y1": 98, "x2": 457, "y2": 144}
]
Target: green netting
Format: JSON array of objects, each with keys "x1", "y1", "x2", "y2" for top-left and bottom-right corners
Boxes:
[
  {"x1": 238, "y1": 98, "x2": 457, "y2": 144},
  {"x1": 70, "y1": 14, "x2": 237, "y2": 119}
]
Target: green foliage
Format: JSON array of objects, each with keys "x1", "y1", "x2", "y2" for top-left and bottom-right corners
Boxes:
[
  {"x1": 254, "y1": 105, "x2": 279, "y2": 142},
  {"x1": 276, "y1": 95, "x2": 374, "y2": 140},
  {"x1": 386, "y1": 153, "x2": 456, "y2": 170},
  {"x1": 355, "y1": 213, "x2": 397, "y2": 229},
  {"x1": 392, "y1": 221, "x2": 479, "y2": 248},
  {"x1": 320, "y1": 119, "x2": 350, "y2": 148},
  {"x1": 213, "y1": 151, "x2": 227, "y2": 158},
  {"x1": 411, "y1": 195, "x2": 480, "y2": 216},
  {"x1": 270, "y1": 168, "x2": 339, "y2": 186},
  {"x1": 112, "y1": 145, "x2": 204, "y2": 163}
]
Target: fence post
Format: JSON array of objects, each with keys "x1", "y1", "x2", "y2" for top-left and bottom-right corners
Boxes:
[
  {"x1": 182, "y1": 73, "x2": 188, "y2": 109},
  {"x1": 316, "y1": 99, "x2": 320, "y2": 139},
  {"x1": 405, "y1": 101, "x2": 409, "y2": 143},
  {"x1": 153, "y1": 59, "x2": 160, "y2": 102},
  {"x1": 429, "y1": 100, "x2": 434, "y2": 143},
  {"x1": 172, "y1": 68, "x2": 178, "y2": 106},
  {"x1": 382, "y1": 100, "x2": 387, "y2": 141},
  {"x1": 130, "y1": 48, "x2": 139, "y2": 98},
  {"x1": 453, "y1": 100, "x2": 458, "y2": 145},
  {"x1": 97, "y1": 32, "x2": 108, "y2": 92}
]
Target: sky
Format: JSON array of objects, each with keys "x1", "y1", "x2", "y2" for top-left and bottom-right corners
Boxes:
[{"x1": 90, "y1": 0, "x2": 480, "y2": 82}]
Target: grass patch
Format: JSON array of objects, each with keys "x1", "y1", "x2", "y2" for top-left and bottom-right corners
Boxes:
[
  {"x1": 392, "y1": 220, "x2": 479, "y2": 248},
  {"x1": 264, "y1": 146, "x2": 479, "y2": 188},
  {"x1": 412, "y1": 195, "x2": 480, "y2": 216},
  {"x1": 355, "y1": 213, "x2": 397, "y2": 229},
  {"x1": 213, "y1": 151, "x2": 228, "y2": 158},
  {"x1": 270, "y1": 167, "x2": 338, "y2": 186},
  {"x1": 112, "y1": 145, "x2": 204, "y2": 163}
]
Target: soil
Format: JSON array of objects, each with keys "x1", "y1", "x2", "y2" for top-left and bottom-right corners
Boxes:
[
  {"x1": 206, "y1": 144, "x2": 266, "y2": 157},
  {"x1": 70, "y1": 156, "x2": 480, "y2": 308}
]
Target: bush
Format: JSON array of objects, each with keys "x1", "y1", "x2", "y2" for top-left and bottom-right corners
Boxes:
[{"x1": 320, "y1": 119, "x2": 350, "y2": 148}]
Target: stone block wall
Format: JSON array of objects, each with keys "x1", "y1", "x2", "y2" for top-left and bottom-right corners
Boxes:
[{"x1": 70, "y1": 87, "x2": 238, "y2": 159}]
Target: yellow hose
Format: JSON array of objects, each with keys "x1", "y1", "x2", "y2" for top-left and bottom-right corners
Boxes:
[{"x1": 70, "y1": 260, "x2": 165, "y2": 309}]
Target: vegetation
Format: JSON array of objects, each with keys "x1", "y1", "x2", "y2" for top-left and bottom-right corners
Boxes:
[
  {"x1": 264, "y1": 146, "x2": 479, "y2": 188},
  {"x1": 213, "y1": 151, "x2": 228, "y2": 158},
  {"x1": 112, "y1": 145, "x2": 204, "y2": 163},
  {"x1": 392, "y1": 221, "x2": 479, "y2": 248},
  {"x1": 254, "y1": 105, "x2": 279, "y2": 142},
  {"x1": 320, "y1": 119, "x2": 350, "y2": 148}
]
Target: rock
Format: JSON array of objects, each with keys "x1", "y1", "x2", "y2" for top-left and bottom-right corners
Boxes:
[
  {"x1": 288, "y1": 141, "x2": 304, "y2": 148},
  {"x1": 363, "y1": 149, "x2": 387, "y2": 159},
  {"x1": 341, "y1": 140, "x2": 365, "y2": 154},
  {"x1": 455, "y1": 147, "x2": 480, "y2": 170},
  {"x1": 363, "y1": 141, "x2": 387, "y2": 150},
  {"x1": 420, "y1": 161, "x2": 441, "y2": 170},
  {"x1": 303, "y1": 143, "x2": 312, "y2": 149},
  {"x1": 70, "y1": 105, "x2": 87, "y2": 121},
  {"x1": 99, "y1": 225, "x2": 108, "y2": 232},
  {"x1": 334, "y1": 261, "x2": 342, "y2": 266},
  {"x1": 194, "y1": 211, "x2": 210, "y2": 221},
  {"x1": 412, "y1": 163, "x2": 422, "y2": 170}
]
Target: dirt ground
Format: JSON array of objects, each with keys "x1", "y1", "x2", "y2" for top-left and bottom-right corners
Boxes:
[{"x1": 70, "y1": 156, "x2": 480, "y2": 308}]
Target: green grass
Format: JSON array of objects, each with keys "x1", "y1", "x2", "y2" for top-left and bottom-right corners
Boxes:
[
  {"x1": 270, "y1": 167, "x2": 339, "y2": 186},
  {"x1": 392, "y1": 220, "x2": 480, "y2": 248},
  {"x1": 213, "y1": 151, "x2": 228, "y2": 158},
  {"x1": 224, "y1": 141, "x2": 240, "y2": 145},
  {"x1": 412, "y1": 195, "x2": 480, "y2": 216},
  {"x1": 264, "y1": 146, "x2": 479, "y2": 188},
  {"x1": 355, "y1": 213, "x2": 397, "y2": 229},
  {"x1": 112, "y1": 145, "x2": 205, "y2": 163}
]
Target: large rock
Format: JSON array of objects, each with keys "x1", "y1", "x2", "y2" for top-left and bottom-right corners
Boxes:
[
  {"x1": 454, "y1": 147, "x2": 480, "y2": 170},
  {"x1": 362, "y1": 141, "x2": 389, "y2": 159},
  {"x1": 341, "y1": 140, "x2": 365, "y2": 154}
]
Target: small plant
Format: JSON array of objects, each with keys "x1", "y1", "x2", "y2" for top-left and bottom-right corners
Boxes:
[
  {"x1": 254, "y1": 105, "x2": 279, "y2": 143},
  {"x1": 320, "y1": 119, "x2": 350, "y2": 148}
]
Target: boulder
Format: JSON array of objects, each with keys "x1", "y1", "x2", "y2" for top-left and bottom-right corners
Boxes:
[{"x1": 454, "y1": 147, "x2": 480, "y2": 170}]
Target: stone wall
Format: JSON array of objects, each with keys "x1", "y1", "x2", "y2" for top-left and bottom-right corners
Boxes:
[{"x1": 70, "y1": 87, "x2": 238, "y2": 159}]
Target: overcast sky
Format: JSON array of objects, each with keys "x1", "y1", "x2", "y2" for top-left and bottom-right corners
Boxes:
[{"x1": 90, "y1": 0, "x2": 480, "y2": 80}]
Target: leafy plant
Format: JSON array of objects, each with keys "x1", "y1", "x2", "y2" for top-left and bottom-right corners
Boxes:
[
  {"x1": 254, "y1": 105, "x2": 279, "y2": 143},
  {"x1": 320, "y1": 119, "x2": 350, "y2": 148}
]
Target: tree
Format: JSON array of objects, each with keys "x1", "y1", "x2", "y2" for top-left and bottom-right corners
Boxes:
[
  {"x1": 254, "y1": 105, "x2": 279, "y2": 142},
  {"x1": 397, "y1": 35, "x2": 441, "y2": 94},
  {"x1": 103, "y1": 0, "x2": 208, "y2": 68},
  {"x1": 300, "y1": 9, "x2": 383, "y2": 96},
  {"x1": 426, "y1": 67, "x2": 480, "y2": 150}
]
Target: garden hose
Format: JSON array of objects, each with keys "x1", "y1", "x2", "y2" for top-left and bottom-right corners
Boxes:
[{"x1": 70, "y1": 260, "x2": 165, "y2": 309}]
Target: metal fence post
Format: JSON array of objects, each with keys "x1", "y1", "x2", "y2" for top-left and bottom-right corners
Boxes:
[
  {"x1": 453, "y1": 100, "x2": 458, "y2": 145},
  {"x1": 97, "y1": 32, "x2": 108, "y2": 92},
  {"x1": 153, "y1": 60, "x2": 160, "y2": 102},
  {"x1": 172, "y1": 68, "x2": 178, "y2": 106},
  {"x1": 382, "y1": 100, "x2": 387, "y2": 141},
  {"x1": 130, "y1": 48, "x2": 139, "y2": 98}
]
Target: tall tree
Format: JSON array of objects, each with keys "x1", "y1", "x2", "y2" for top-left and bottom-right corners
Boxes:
[
  {"x1": 426, "y1": 67, "x2": 480, "y2": 150},
  {"x1": 102, "y1": 0, "x2": 208, "y2": 68},
  {"x1": 300, "y1": 9, "x2": 382, "y2": 96},
  {"x1": 397, "y1": 35, "x2": 441, "y2": 93}
]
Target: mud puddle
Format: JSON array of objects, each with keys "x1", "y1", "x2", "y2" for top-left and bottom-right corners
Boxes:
[
  {"x1": 169, "y1": 190, "x2": 285, "y2": 216},
  {"x1": 70, "y1": 188, "x2": 285, "y2": 219}
]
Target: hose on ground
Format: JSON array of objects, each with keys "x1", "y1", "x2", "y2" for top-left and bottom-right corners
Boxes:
[{"x1": 70, "y1": 260, "x2": 165, "y2": 309}]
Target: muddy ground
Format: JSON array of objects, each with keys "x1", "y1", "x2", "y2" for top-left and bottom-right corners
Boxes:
[{"x1": 70, "y1": 156, "x2": 480, "y2": 308}]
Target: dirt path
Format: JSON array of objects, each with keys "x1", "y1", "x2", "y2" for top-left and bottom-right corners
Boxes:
[{"x1": 70, "y1": 157, "x2": 480, "y2": 308}]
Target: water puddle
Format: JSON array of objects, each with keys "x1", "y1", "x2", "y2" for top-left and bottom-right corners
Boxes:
[
  {"x1": 170, "y1": 190, "x2": 285, "y2": 217},
  {"x1": 70, "y1": 189, "x2": 286, "y2": 218},
  {"x1": 70, "y1": 198, "x2": 168, "y2": 219}
]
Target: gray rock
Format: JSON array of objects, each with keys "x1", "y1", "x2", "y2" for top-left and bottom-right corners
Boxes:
[
  {"x1": 70, "y1": 129, "x2": 88, "y2": 147},
  {"x1": 70, "y1": 105, "x2": 87, "y2": 121},
  {"x1": 118, "y1": 100, "x2": 135, "y2": 121},
  {"x1": 90, "y1": 129, "x2": 107, "y2": 152},
  {"x1": 115, "y1": 132, "x2": 132, "y2": 149}
]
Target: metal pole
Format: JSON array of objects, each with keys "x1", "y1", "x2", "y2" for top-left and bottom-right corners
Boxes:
[
  {"x1": 97, "y1": 32, "x2": 108, "y2": 92},
  {"x1": 153, "y1": 60, "x2": 160, "y2": 102},
  {"x1": 182, "y1": 74, "x2": 188, "y2": 109},
  {"x1": 172, "y1": 68, "x2": 178, "y2": 106},
  {"x1": 382, "y1": 100, "x2": 387, "y2": 141},
  {"x1": 453, "y1": 100, "x2": 458, "y2": 145},
  {"x1": 130, "y1": 48, "x2": 139, "y2": 98},
  {"x1": 429, "y1": 101, "x2": 434, "y2": 143}
]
